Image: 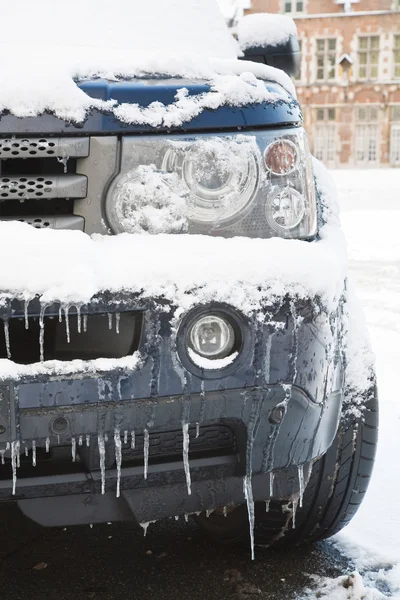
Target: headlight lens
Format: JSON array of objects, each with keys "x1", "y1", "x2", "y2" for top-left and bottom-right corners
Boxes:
[
  {"x1": 161, "y1": 137, "x2": 258, "y2": 225},
  {"x1": 105, "y1": 128, "x2": 317, "y2": 240},
  {"x1": 189, "y1": 315, "x2": 235, "y2": 359}
]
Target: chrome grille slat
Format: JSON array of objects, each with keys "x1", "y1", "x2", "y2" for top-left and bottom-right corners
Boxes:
[
  {"x1": 0, "y1": 175, "x2": 87, "y2": 200},
  {"x1": 0, "y1": 137, "x2": 89, "y2": 159}
]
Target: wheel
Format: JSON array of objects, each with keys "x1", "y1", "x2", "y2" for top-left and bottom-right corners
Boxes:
[{"x1": 195, "y1": 390, "x2": 378, "y2": 548}]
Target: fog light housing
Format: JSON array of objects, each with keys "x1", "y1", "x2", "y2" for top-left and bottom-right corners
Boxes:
[
  {"x1": 266, "y1": 186, "x2": 306, "y2": 234},
  {"x1": 189, "y1": 315, "x2": 235, "y2": 359}
]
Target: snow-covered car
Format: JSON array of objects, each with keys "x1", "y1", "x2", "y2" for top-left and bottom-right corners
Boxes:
[{"x1": 0, "y1": 0, "x2": 377, "y2": 558}]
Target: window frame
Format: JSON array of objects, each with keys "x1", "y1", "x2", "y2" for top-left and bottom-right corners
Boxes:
[
  {"x1": 357, "y1": 35, "x2": 380, "y2": 81},
  {"x1": 315, "y1": 37, "x2": 337, "y2": 82},
  {"x1": 282, "y1": 0, "x2": 304, "y2": 14},
  {"x1": 394, "y1": 34, "x2": 400, "y2": 79},
  {"x1": 354, "y1": 106, "x2": 380, "y2": 165}
]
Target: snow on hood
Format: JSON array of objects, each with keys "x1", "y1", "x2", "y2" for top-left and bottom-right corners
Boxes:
[{"x1": 0, "y1": 0, "x2": 296, "y2": 124}]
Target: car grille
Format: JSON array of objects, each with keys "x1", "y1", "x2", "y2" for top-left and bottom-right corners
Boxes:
[{"x1": 0, "y1": 136, "x2": 90, "y2": 231}]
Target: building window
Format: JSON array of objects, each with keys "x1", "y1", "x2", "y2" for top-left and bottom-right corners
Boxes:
[
  {"x1": 283, "y1": 0, "x2": 304, "y2": 13},
  {"x1": 316, "y1": 38, "x2": 337, "y2": 81},
  {"x1": 294, "y1": 40, "x2": 303, "y2": 80},
  {"x1": 394, "y1": 35, "x2": 400, "y2": 79},
  {"x1": 390, "y1": 106, "x2": 400, "y2": 165},
  {"x1": 355, "y1": 107, "x2": 380, "y2": 164},
  {"x1": 314, "y1": 108, "x2": 337, "y2": 166},
  {"x1": 358, "y1": 36, "x2": 380, "y2": 80}
]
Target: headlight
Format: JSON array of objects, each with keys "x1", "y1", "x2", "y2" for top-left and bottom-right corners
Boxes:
[
  {"x1": 189, "y1": 315, "x2": 235, "y2": 359},
  {"x1": 105, "y1": 128, "x2": 317, "y2": 240}
]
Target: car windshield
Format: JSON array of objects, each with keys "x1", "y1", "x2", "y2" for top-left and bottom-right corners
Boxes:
[{"x1": 0, "y1": 0, "x2": 236, "y2": 60}]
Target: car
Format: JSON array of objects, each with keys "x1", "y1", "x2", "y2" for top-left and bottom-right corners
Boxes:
[{"x1": 0, "y1": 0, "x2": 377, "y2": 559}]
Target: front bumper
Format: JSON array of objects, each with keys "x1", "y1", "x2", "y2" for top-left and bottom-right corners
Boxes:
[{"x1": 0, "y1": 293, "x2": 343, "y2": 525}]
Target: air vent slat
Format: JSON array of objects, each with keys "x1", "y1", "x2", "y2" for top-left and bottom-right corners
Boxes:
[
  {"x1": 0, "y1": 175, "x2": 87, "y2": 200},
  {"x1": 0, "y1": 215, "x2": 84, "y2": 230},
  {"x1": 0, "y1": 137, "x2": 89, "y2": 159}
]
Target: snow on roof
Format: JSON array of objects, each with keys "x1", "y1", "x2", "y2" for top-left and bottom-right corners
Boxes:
[
  {"x1": 237, "y1": 13, "x2": 297, "y2": 50},
  {"x1": 0, "y1": 0, "x2": 296, "y2": 123}
]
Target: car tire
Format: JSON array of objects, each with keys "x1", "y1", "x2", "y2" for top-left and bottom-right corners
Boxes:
[{"x1": 195, "y1": 390, "x2": 378, "y2": 548}]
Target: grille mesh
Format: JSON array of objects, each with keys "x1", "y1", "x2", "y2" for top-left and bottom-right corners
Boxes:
[
  {"x1": 0, "y1": 175, "x2": 87, "y2": 200},
  {"x1": 0, "y1": 137, "x2": 89, "y2": 159}
]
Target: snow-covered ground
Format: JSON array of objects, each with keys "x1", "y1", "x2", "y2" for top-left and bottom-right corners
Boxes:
[{"x1": 307, "y1": 169, "x2": 400, "y2": 599}]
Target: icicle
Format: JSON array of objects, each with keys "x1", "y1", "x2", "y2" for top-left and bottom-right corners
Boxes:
[
  {"x1": 39, "y1": 306, "x2": 45, "y2": 363},
  {"x1": 24, "y1": 446, "x2": 28, "y2": 457},
  {"x1": 131, "y1": 430, "x2": 135, "y2": 449},
  {"x1": 108, "y1": 313, "x2": 113, "y2": 330},
  {"x1": 58, "y1": 305, "x2": 62, "y2": 323},
  {"x1": 11, "y1": 440, "x2": 20, "y2": 495},
  {"x1": 115, "y1": 313, "x2": 120, "y2": 334},
  {"x1": 298, "y1": 465, "x2": 305, "y2": 508},
  {"x1": 139, "y1": 522, "x2": 150, "y2": 537},
  {"x1": 143, "y1": 429, "x2": 149, "y2": 480},
  {"x1": 292, "y1": 499, "x2": 299, "y2": 529},
  {"x1": 3, "y1": 320, "x2": 11, "y2": 359},
  {"x1": 184, "y1": 513, "x2": 189, "y2": 523},
  {"x1": 98, "y1": 434, "x2": 106, "y2": 495},
  {"x1": 223, "y1": 506, "x2": 228, "y2": 518},
  {"x1": 77, "y1": 306, "x2": 82, "y2": 334},
  {"x1": 86, "y1": 434, "x2": 90, "y2": 447},
  {"x1": 265, "y1": 500, "x2": 270, "y2": 513},
  {"x1": 57, "y1": 435, "x2": 60, "y2": 445},
  {"x1": 71, "y1": 437, "x2": 76, "y2": 462},
  {"x1": 123, "y1": 430, "x2": 128, "y2": 444},
  {"x1": 45, "y1": 437, "x2": 50, "y2": 453},
  {"x1": 243, "y1": 475, "x2": 255, "y2": 561},
  {"x1": 24, "y1": 299, "x2": 29, "y2": 330},
  {"x1": 182, "y1": 423, "x2": 191, "y2": 496},
  {"x1": 78, "y1": 435, "x2": 83, "y2": 446},
  {"x1": 195, "y1": 423, "x2": 200, "y2": 439},
  {"x1": 0, "y1": 449, "x2": 5, "y2": 465},
  {"x1": 104, "y1": 433, "x2": 108, "y2": 442},
  {"x1": 114, "y1": 429, "x2": 122, "y2": 498},
  {"x1": 269, "y1": 472, "x2": 275, "y2": 497},
  {"x1": 198, "y1": 380, "x2": 206, "y2": 433},
  {"x1": 83, "y1": 314, "x2": 88, "y2": 333},
  {"x1": 64, "y1": 306, "x2": 70, "y2": 344},
  {"x1": 57, "y1": 155, "x2": 69, "y2": 174},
  {"x1": 32, "y1": 440, "x2": 36, "y2": 467}
]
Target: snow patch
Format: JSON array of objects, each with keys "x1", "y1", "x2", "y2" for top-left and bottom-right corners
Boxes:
[
  {"x1": 304, "y1": 572, "x2": 386, "y2": 600},
  {"x1": 188, "y1": 348, "x2": 239, "y2": 370},
  {"x1": 110, "y1": 166, "x2": 189, "y2": 235},
  {"x1": 238, "y1": 13, "x2": 297, "y2": 50}
]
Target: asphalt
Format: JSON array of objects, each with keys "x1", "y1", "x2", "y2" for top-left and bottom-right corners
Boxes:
[{"x1": 0, "y1": 503, "x2": 352, "y2": 600}]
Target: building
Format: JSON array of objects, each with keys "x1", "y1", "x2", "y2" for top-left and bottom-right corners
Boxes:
[{"x1": 245, "y1": 0, "x2": 400, "y2": 167}]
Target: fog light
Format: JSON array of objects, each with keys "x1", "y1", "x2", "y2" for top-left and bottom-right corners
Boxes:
[{"x1": 189, "y1": 315, "x2": 235, "y2": 359}]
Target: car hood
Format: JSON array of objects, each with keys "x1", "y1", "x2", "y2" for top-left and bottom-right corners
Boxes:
[{"x1": 0, "y1": 77, "x2": 301, "y2": 135}]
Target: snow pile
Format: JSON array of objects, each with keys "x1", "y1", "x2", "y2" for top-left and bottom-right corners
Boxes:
[
  {"x1": 0, "y1": 0, "x2": 296, "y2": 123},
  {"x1": 238, "y1": 13, "x2": 297, "y2": 50},
  {"x1": 110, "y1": 166, "x2": 189, "y2": 235},
  {"x1": 312, "y1": 160, "x2": 375, "y2": 412},
  {"x1": 0, "y1": 219, "x2": 345, "y2": 312},
  {"x1": 304, "y1": 572, "x2": 386, "y2": 599}
]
